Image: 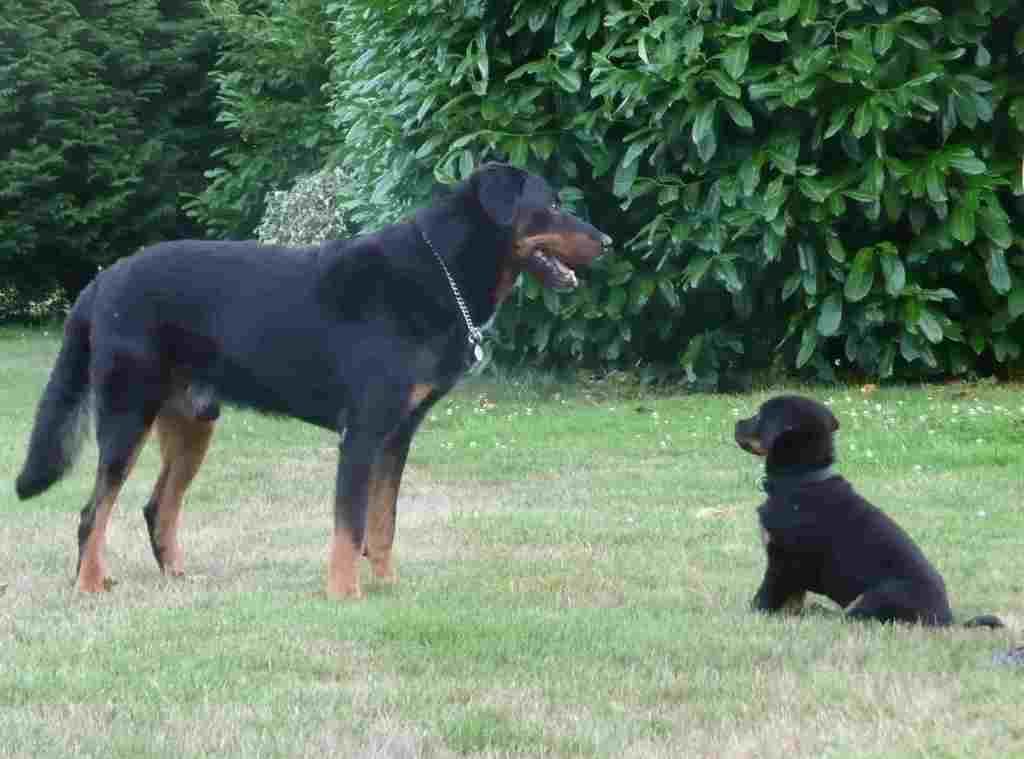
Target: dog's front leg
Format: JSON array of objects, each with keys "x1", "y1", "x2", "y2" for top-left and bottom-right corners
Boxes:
[
  {"x1": 751, "y1": 549, "x2": 806, "y2": 615},
  {"x1": 327, "y1": 422, "x2": 383, "y2": 600}
]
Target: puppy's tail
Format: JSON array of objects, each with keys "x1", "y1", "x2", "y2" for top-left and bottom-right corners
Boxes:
[
  {"x1": 963, "y1": 614, "x2": 1004, "y2": 629},
  {"x1": 15, "y1": 282, "x2": 95, "y2": 500}
]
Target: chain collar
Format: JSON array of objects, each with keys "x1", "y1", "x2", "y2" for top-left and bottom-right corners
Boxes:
[{"x1": 417, "y1": 225, "x2": 484, "y2": 364}]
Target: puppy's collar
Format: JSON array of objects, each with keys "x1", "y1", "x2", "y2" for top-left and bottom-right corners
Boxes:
[
  {"x1": 760, "y1": 465, "x2": 837, "y2": 503},
  {"x1": 416, "y1": 224, "x2": 484, "y2": 366}
]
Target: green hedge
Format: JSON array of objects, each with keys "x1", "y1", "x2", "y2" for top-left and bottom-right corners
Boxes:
[
  {"x1": 185, "y1": 0, "x2": 335, "y2": 239},
  {"x1": 288, "y1": 0, "x2": 1024, "y2": 384},
  {"x1": 0, "y1": 0, "x2": 223, "y2": 302}
]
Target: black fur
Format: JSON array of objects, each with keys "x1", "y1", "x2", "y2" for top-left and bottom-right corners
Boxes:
[
  {"x1": 735, "y1": 394, "x2": 1002, "y2": 628},
  {"x1": 16, "y1": 163, "x2": 611, "y2": 596},
  {"x1": 15, "y1": 283, "x2": 95, "y2": 500}
]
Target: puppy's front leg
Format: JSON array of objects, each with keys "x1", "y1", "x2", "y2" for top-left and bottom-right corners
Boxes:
[{"x1": 752, "y1": 541, "x2": 806, "y2": 615}]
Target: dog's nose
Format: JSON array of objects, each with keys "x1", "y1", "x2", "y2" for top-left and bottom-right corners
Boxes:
[{"x1": 600, "y1": 233, "x2": 613, "y2": 248}]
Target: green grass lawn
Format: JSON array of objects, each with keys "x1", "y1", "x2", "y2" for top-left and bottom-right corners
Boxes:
[{"x1": 1, "y1": 327, "x2": 1022, "y2": 758}]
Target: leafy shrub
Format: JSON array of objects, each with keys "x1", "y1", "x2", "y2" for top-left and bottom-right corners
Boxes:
[
  {"x1": 285, "y1": 0, "x2": 1024, "y2": 383},
  {"x1": 0, "y1": 0, "x2": 223, "y2": 303},
  {"x1": 256, "y1": 167, "x2": 356, "y2": 246},
  {"x1": 185, "y1": 0, "x2": 336, "y2": 239}
]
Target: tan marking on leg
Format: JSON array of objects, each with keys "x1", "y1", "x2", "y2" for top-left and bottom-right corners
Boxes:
[
  {"x1": 151, "y1": 413, "x2": 215, "y2": 576},
  {"x1": 406, "y1": 383, "x2": 435, "y2": 414},
  {"x1": 365, "y1": 457, "x2": 400, "y2": 584},
  {"x1": 77, "y1": 435, "x2": 148, "y2": 593},
  {"x1": 327, "y1": 528, "x2": 362, "y2": 600},
  {"x1": 781, "y1": 591, "x2": 806, "y2": 615}
]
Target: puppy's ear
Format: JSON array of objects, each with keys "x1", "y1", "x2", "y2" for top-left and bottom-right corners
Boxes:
[
  {"x1": 473, "y1": 164, "x2": 525, "y2": 227},
  {"x1": 759, "y1": 417, "x2": 796, "y2": 453}
]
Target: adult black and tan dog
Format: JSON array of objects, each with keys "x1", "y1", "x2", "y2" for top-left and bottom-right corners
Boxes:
[
  {"x1": 735, "y1": 395, "x2": 1002, "y2": 627},
  {"x1": 16, "y1": 163, "x2": 611, "y2": 599}
]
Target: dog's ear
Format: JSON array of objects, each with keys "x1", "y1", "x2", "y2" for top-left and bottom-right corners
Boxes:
[
  {"x1": 760, "y1": 399, "x2": 838, "y2": 451},
  {"x1": 759, "y1": 416, "x2": 796, "y2": 453},
  {"x1": 472, "y1": 164, "x2": 526, "y2": 227}
]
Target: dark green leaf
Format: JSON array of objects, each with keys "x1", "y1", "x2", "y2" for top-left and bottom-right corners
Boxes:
[
  {"x1": 817, "y1": 293, "x2": 843, "y2": 336},
  {"x1": 978, "y1": 205, "x2": 1012, "y2": 249},
  {"x1": 1008, "y1": 287, "x2": 1024, "y2": 320},
  {"x1": 684, "y1": 255, "x2": 713, "y2": 287},
  {"x1": 875, "y1": 25, "x2": 894, "y2": 55},
  {"x1": 606, "y1": 286, "x2": 627, "y2": 316},
  {"x1": 852, "y1": 102, "x2": 873, "y2": 138},
  {"x1": 826, "y1": 235, "x2": 846, "y2": 262},
  {"x1": 715, "y1": 258, "x2": 743, "y2": 292},
  {"x1": 692, "y1": 100, "x2": 717, "y2": 145},
  {"x1": 708, "y1": 70, "x2": 741, "y2": 99},
  {"x1": 878, "y1": 343, "x2": 896, "y2": 378},
  {"x1": 924, "y1": 166, "x2": 947, "y2": 203},
  {"x1": 918, "y1": 308, "x2": 943, "y2": 343},
  {"x1": 796, "y1": 325, "x2": 817, "y2": 368},
  {"x1": 779, "y1": 0, "x2": 801, "y2": 23},
  {"x1": 722, "y1": 99, "x2": 753, "y2": 128},
  {"x1": 550, "y1": 66, "x2": 582, "y2": 93},
  {"x1": 543, "y1": 286, "x2": 561, "y2": 314},
  {"x1": 825, "y1": 104, "x2": 855, "y2": 139},
  {"x1": 879, "y1": 252, "x2": 905, "y2": 295},
  {"x1": 696, "y1": 130, "x2": 718, "y2": 163},
  {"x1": 613, "y1": 152, "x2": 640, "y2": 197},
  {"x1": 782, "y1": 272, "x2": 801, "y2": 300},
  {"x1": 946, "y1": 149, "x2": 986, "y2": 175},
  {"x1": 722, "y1": 42, "x2": 750, "y2": 79},
  {"x1": 683, "y1": 25, "x2": 705, "y2": 56},
  {"x1": 950, "y1": 203, "x2": 976, "y2": 244},
  {"x1": 844, "y1": 248, "x2": 875, "y2": 302},
  {"x1": 994, "y1": 335, "x2": 1021, "y2": 362},
  {"x1": 985, "y1": 247, "x2": 1012, "y2": 294},
  {"x1": 797, "y1": 177, "x2": 829, "y2": 202},
  {"x1": 658, "y1": 280, "x2": 680, "y2": 308},
  {"x1": 906, "y1": 7, "x2": 942, "y2": 24}
]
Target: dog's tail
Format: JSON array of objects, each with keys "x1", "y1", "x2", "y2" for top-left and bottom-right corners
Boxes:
[
  {"x1": 963, "y1": 614, "x2": 1004, "y2": 629},
  {"x1": 15, "y1": 282, "x2": 96, "y2": 500}
]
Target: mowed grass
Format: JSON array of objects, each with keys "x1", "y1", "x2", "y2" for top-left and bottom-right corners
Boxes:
[{"x1": 1, "y1": 326, "x2": 1022, "y2": 758}]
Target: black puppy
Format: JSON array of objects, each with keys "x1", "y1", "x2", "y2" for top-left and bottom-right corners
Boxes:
[{"x1": 735, "y1": 395, "x2": 1001, "y2": 627}]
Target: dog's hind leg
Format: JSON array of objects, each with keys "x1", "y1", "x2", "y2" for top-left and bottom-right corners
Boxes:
[
  {"x1": 845, "y1": 579, "x2": 953, "y2": 626},
  {"x1": 77, "y1": 345, "x2": 163, "y2": 592},
  {"x1": 77, "y1": 432, "x2": 150, "y2": 592},
  {"x1": 142, "y1": 411, "x2": 215, "y2": 577}
]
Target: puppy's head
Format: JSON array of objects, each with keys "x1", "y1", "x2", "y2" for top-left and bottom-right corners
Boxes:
[{"x1": 734, "y1": 395, "x2": 839, "y2": 471}]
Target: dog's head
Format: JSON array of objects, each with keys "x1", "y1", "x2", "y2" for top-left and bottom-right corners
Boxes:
[
  {"x1": 470, "y1": 163, "x2": 611, "y2": 298},
  {"x1": 734, "y1": 395, "x2": 839, "y2": 470}
]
